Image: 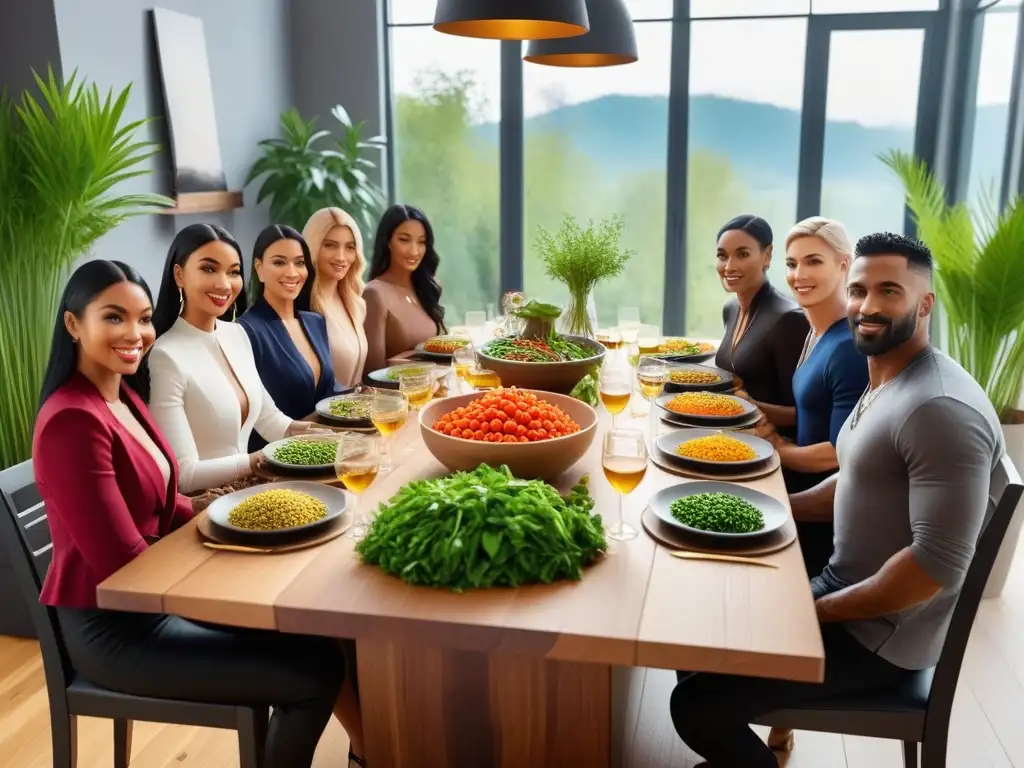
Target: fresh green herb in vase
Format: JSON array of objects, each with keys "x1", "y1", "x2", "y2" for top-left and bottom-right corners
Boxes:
[{"x1": 534, "y1": 215, "x2": 634, "y2": 339}]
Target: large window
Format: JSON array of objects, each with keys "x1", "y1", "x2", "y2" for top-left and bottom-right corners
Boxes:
[
  {"x1": 389, "y1": 24, "x2": 501, "y2": 324},
  {"x1": 686, "y1": 18, "x2": 807, "y2": 338},
  {"x1": 522, "y1": 22, "x2": 673, "y2": 329},
  {"x1": 385, "y1": 1, "x2": 1021, "y2": 336},
  {"x1": 967, "y1": 0, "x2": 1021, "y2": 208}
]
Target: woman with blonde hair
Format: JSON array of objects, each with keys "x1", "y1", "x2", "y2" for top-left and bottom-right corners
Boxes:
[
  {"x1": 756, "y1": 216, "x2": 869, "y2": 755},
  {"x1": 302, "y1": 207, "x2": 368, "y2": 387}
]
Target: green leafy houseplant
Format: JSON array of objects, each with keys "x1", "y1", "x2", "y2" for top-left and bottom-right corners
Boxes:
[
  {"x1": 534, "y1": 214, "x2": 634, "y2": 338},
  {"x1": 0, "y1": 68, "x2": 172, "y2": 468},
  {"x1": 883, "y1": 149, "x2": 1024, "y2": 422},
  {"x1": 245, "y1": 105, "x2": 387, "y2": 238}
]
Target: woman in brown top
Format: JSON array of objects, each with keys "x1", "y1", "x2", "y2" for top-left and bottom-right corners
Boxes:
[{"x1": 362, "y1": 204, "x2": 446, "y2": 376}]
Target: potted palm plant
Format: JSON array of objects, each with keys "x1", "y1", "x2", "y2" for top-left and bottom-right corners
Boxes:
[
  {"x1": 244, "y1": 105, "x2": 387, "y2": 239},
  {"x1": 0, "y1": 68, "x2": 172, "y2": 469},
  {"x1": 883, "y1": 149, "x2": 1024, "y2": 597}
]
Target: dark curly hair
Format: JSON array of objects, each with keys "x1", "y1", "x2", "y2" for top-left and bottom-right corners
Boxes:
[{"x1": 855, "y1": 232, "x2": 933, "y2": 273}]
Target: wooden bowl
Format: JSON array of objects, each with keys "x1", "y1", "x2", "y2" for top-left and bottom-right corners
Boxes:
[
  {"x1": 418, "y1": 389, "x2": 598, "y2": 481},
  {"x1": 475, "y1": 335, "x2": 605, "y2": 394}
]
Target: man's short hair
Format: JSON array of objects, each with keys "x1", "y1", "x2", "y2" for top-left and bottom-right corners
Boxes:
[{"x1": 854, "y1": 232, "x2": 933, "y2": 273}]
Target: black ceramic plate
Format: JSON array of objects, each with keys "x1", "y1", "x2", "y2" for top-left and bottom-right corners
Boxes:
[
  {"x1": 664, "y1": 363, "x2": 735, "y2": 393},
  {"x1": 655, "y1": 391, "x2": 756, "y2": 423},
  {"x1": 647, "y1": 481, "x2": 788, "y2": 541}
]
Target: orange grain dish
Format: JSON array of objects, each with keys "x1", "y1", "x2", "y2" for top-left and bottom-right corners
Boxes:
[
  {"x1": 423, "y1": 336, "x2": 470, "y2": 354},
  {"x1": 432, "y1": 388, "x2": 581, "y2": 443},
  {"x1": 665, "y1": 392, "x2": 745, "y2": 417}
]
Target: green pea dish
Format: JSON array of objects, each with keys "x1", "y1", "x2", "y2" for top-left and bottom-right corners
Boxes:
[
  {"x1": 647, "y1": 481, "x2": 788, "y2": 541},
  {"x1": 263, "y1": 436, "x2": 338, "y2": 475}
]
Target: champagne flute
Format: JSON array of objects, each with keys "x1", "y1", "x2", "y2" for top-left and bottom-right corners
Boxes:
[
  {"x1": 602, "y1": 429, "x2": 647, "y2": 541},
  {"x1": 335, "y1": 433, "x2": 383, "y2": 541},
  {"x1": 618, "y1": 306, "x2": 641, "y2": 346},
  {"x1": 399, "y1": 371, "x2": 434, "y2": 410},
  {"x1": 599, "y1": 364, "x2": 631, "y2": 428},
  {"x1": 371, "y1": 389, "x2": 408, "y2": 473}
]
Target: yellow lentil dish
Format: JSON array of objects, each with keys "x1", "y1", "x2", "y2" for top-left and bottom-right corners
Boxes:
[
  {"x1": 227, "y1": 489, "x2": 328, "y2": 531},
  {"x1": 665, "y1": 392, "x2": 745, "y2": 417},
  {"x1": 676, "y1": 434, "x2": 756, "y2": 462},
  {"x1": 669, "y1": 369, "x2": 722, "y2": 385}
]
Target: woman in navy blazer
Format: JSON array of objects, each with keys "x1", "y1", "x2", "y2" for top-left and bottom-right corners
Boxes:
[
  {"x1": 239, "y1": 225, "x2": 342, "y2": 450},
  {"x1": 33, "y1": 260, "x2": 355, "y2": 767}
]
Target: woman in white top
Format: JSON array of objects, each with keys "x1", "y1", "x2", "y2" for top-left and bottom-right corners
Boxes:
[
  {"x1": 302, "y1": 207, "x2": 368, "y2": 386},
  {"x1": 147, "y1": 223, "x2": 323, "y2": 494}
]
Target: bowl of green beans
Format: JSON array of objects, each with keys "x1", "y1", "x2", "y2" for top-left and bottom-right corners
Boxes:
[
  {"x1": 262, "y1": 436, "x2": 339, "y2": 476},
  {"x1": 647, "y1": 481, "x2": 789, "y2": 541},
  {"x1": 476, "y1": 334, "x2": 605, "y2": 394}
]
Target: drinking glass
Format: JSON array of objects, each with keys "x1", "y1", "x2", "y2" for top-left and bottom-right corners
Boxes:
[
  {"x1": 335, "y1": 433, "x2": 383, "y2": 541},
  {"x1": 467, "y1": 368, "x2": 501, "y2": 390},
  {"x1": 602, "y1": 429, "x2": 647, "y2": 541},
  {"x1": 453, "y1": 344, "x2": 476, "y2": 386},
  {"x1": 637, "y1": 324, "x2": 663, "y2": 355},
  {"x1": 599, "y1": 364, "x2": 631, "y2": 428},
  {"x1": 398, "y1": 371, "x2": 434, "y2": 411},
  {"x1": 465, "y1": 310, "x2": 487, "y2": 336},
  {"x1": 636, "y1": 355, "x2": 669, "y2": 402},
  {"x1": 370, "y1": 389, "x2": 409, "y2": 474},
  {"x1": 596, "y1": 328, "x2": 623, "y2": 351},
  {"x1": 618, "y1": 306, "x2": 641, "y2": 345}
]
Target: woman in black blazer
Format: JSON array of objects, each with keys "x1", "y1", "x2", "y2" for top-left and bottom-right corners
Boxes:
[
  {"x1": 239, "y1": 225, "x2": 341, "y2": 450},
  {"x1": 713, "y1": 214, "x2": 809, "y2": 436}
]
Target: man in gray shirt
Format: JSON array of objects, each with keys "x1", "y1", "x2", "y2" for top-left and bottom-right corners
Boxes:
[{"x1": 670, "y1": 233, "x2": 1004, "y2": 768}]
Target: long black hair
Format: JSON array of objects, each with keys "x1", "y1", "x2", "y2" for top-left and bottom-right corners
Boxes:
[
  {"x1": 151, "y1": 223, "x2": 248, "y2": 338},
  {"x1": 249, "y1": 224, "x2": 315, "y2": 312},
  {"x1": 39, "y1": 259, "x2": 153, "y2": 409},
  {"x1": 369, "y1": 204, "x2": 446, "y2": 333}
]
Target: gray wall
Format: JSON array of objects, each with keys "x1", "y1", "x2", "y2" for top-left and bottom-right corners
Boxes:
[
  {"x1": 288, "y1": 0, "x2": 387, "y2": 188},
  {"x1": 51, "y1": 0, "x2": 293, "y2": 290},
  {"x1": 0, "y1": 0, "x2": 63, "y2": 98}
]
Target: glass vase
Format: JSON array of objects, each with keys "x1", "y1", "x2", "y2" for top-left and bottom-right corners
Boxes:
[{"x1": 558, "y1": 290, "x2": 598, "y2": 339}]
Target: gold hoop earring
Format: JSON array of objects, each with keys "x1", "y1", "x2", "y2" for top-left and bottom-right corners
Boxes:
[{"x1": 178, "y1": 287, "x2": 184, "y2": 314}]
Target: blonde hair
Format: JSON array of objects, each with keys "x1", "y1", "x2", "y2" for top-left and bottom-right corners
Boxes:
[
  {"x1": 785, "y1": 216, "x2": 853, "y2": 260},
  {"x1": 302, "y1": 207, "x2": 367, "y2": 325}
]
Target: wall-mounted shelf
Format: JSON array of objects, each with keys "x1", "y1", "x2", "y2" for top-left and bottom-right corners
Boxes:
[{"x1": 157, "y1": 190, "x2": 243, "y2": 215}]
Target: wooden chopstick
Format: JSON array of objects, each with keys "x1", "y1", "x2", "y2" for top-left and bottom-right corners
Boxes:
[
  {"x1": 669, "y1": 550, "x2": 778, "y2": 568},
  {"x1": 202, "y1": 542, "x2": 272, "y2": 554}
]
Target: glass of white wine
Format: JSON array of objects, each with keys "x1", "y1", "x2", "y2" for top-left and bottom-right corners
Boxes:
[
  {"x1": 453, "y1": 344, "x2": 475, "y2": 389},
  {"x1": 602, "y1": 428, "x2": 647, "y2": 541},
  {"x1": 618, "y1": 306, "x2": 640, "y2": 346},
  {"x1": 637, "y1": 355, "x2": 669, "y2": 402},
  {"x1": 599, "y1": 363, "x2": 631, "y2": 428},
  {"x1": 335, "y1": 433, "x2": 383, "y2": 541},
  {"x1": 399, "y1": 371, "x2": 434, "y2": 411},
  {"x1": 637, "y1": 324, "x2": 663, "y2": 355},
  {"x1": 371, "y1": 389, "x2": 409, "y2": 474}
]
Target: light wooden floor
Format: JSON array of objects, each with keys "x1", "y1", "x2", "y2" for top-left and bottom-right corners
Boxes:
[{"x1": 2, "y1": 550, "x2": 1024, "y2": 767}]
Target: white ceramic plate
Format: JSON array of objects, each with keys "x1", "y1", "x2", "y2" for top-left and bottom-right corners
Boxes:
[
  {"x1": 205, "y1": 480, "x2": 348, "y2": 538},
  {"x1": 647, "y1": 481, "x2": 788, "y2": 541}
]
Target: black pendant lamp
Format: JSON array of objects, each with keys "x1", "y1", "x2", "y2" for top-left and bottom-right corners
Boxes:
[
  {"x1": 433, "y1": 0, "x2": 590, "y2": 41},
  {"x1": 524, "y1": 0, "x2": 637, "y2": 67}
]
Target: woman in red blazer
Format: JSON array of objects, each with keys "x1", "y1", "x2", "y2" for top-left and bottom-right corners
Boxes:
[{"x1": 34, "y1": 260, "x2": 356, "y2": 768}]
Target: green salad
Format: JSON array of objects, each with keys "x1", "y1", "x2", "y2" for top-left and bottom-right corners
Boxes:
[
  {"x1": 327, "y1": 396, "x2": 371, "y2": 420},
  {"x1": 356, "y1": 464, "x2": 607, "y2": 592}
]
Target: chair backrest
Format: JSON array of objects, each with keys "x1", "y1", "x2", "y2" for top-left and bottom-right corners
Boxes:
[
  {"x1": 929, "y1": 454, "x2": 1023, "y2": 711},
  {"x1": 0, "y1": 459, "x2": 72, "y2": 698}
]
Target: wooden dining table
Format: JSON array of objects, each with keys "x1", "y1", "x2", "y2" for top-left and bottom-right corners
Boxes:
[{"x1": 97, "y1": 398, "x2": 824, "y2": 768}]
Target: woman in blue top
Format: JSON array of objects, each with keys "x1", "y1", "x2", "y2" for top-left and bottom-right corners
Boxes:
[
  {"x1": 755, "y1": 216, "x2": 869, "y2": 756},
  {"x1": 239, "y1": 225, "x2": 340, "y2": 450},
  {"x1": 757, "y1": 217, "x2": 868, "y2": 552}
]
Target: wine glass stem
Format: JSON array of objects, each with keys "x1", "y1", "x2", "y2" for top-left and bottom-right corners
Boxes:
[
  {"x1": 618, "y1": 494, "x2": 625, "y2": 533},
  {"x1": 382, "y1": 434, "x2": 393, "y2": 468}
]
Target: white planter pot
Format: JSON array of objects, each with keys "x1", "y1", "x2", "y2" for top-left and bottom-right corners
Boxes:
[{"x1": 983, "y1": 423, "x2": 1024, "y2": 599}]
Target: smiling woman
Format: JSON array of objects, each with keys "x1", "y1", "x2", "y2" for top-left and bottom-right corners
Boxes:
[
  {"x1": 146, "y1": 224, "x2": 322, "y2": 494},
  {"x1": 238, "y1": 225, "x2": 340, "y2": 450}
]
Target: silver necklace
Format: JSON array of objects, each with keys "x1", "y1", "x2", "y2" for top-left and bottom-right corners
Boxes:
[{"x1": 849, "y1": 352, "x2": 929, "y2": 429}]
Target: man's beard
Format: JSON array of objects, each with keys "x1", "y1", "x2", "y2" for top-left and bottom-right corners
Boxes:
[{"x1": 849, "y1": 310, "x2": 918, "y2": 356}]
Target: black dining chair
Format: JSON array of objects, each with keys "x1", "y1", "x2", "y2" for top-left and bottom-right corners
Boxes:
[
  {"x1": 0, "y1": 459, "x2": 269, "y2": 767},
  {"x1": 753, "y1": 454, "x2": 1023, "y2": 768}
]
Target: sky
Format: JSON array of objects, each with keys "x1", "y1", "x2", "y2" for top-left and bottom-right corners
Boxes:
[{"x1": 388, "y1": 0, "x2": 1020, "y2": 127}]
